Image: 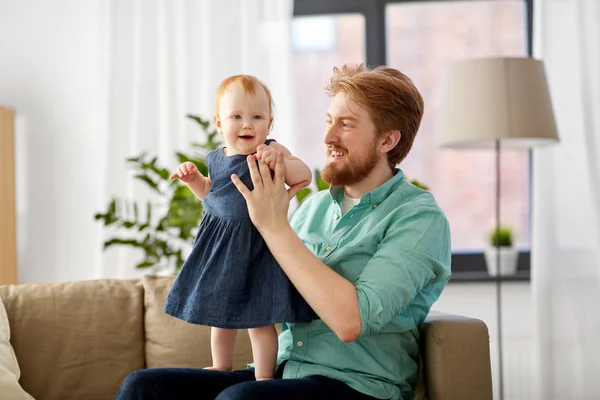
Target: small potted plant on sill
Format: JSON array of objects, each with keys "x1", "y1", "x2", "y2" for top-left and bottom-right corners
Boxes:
[{"x1": 484, "y1": 225, "x2": 519, "y2": 276}]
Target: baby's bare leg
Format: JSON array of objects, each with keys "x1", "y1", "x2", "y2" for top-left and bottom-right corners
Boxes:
[
  {"x1": 207, "y1": 327, "x2": 237, "y2": 371},
  {"x1": 248, "y1": 324, "x2": 278, "y2": 380}
]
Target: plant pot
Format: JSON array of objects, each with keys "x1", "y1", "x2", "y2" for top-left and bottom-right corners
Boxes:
[{"x1": 483, "y1": 246, "x2": 519, "y2": 276}]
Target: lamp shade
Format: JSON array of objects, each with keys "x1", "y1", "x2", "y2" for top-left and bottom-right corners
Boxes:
[{"x1": 437, "y1": 57, "x2": 559, "y2": 148}]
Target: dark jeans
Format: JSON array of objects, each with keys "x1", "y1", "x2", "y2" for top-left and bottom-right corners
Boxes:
[{"x1": 115, "y1": 362, "x2": 378, "y2": 400}]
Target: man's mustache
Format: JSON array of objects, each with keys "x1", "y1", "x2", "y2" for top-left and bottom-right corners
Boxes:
[{"x1": 326, "y1": 146, "x2": 348, "y2": 155}]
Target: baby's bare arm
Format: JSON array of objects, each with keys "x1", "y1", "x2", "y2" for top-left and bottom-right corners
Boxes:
[
  {"x1": 170, "y1": 162, "x2": 211, "y2": 200},
  {"x1": 187, "y1": 173, "x2": 211, "y2": 200},
  {"x1": 268, "y1": 142, "x2": 312, "y2": 186}
]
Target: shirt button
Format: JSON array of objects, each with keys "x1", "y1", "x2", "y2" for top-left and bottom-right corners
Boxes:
[
  {"x1": 297, "y1": 341, "x2": 303, "y2": 347},
  {"x1": 373, "y1": 204, "x2": 378, "y2": 209},
  {"x1": 334, "y1": 214, "x2": 339, "y2": 220},
  {"x1": 325, "y1": 245, "x2": 332, "y2": 252}
]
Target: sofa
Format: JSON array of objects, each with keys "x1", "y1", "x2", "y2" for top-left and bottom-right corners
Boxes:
[{"x1": 0, "y1": 275, "x2": 493, "y2": 400}]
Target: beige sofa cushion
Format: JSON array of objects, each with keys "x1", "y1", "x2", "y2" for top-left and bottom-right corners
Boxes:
[
  {"x1": 0, "y1": 279, "x2": 145, "y2": 400},
  {"x1": 0, "y1": 296, "x2": 33, "y2": 400},
  {"x1": 143, "y1": 275, "x2": 253, "y2": 370}
]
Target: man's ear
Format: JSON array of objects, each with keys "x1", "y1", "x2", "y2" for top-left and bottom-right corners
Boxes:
[{"x1": 380, "y1": 130, "x2": 401, "y2": 154}]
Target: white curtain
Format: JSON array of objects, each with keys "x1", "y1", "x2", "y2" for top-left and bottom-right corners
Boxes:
[
  {"x1": 0, "y1": 0, "x2": 292, "y2": 283},
  {"x1": 532, "y1": 0, "x2": 600, "y2": 398},
  {"x1": 98, "y1": 0, "x2": 295, "y2": 279}
]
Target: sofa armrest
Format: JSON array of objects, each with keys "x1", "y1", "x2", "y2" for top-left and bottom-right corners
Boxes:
[{"x1": 420, "y1": 313, "x2": 493, "y2": 400}]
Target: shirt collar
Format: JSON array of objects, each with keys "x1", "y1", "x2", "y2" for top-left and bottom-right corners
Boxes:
[{"x1": 328, "y1": 168, "x2": 405, "y2": 207}]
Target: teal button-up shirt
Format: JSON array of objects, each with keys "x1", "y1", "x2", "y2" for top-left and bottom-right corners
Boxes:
[{"x1": 277, "y1": 169, "x2": 451, "y2": 399}]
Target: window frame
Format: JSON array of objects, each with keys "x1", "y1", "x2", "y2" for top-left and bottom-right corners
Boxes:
[{"x1": 293, "y1": 0, "x2": 534, "y2": 281}]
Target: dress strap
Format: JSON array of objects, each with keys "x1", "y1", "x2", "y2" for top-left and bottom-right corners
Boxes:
[{"x1": 206, "y1": 148, "x2": 222, "y2": 170}]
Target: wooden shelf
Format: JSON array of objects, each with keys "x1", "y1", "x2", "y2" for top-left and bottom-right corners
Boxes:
[{"x1": 0, "y1": 107, "x2": 17, "y2": 284}]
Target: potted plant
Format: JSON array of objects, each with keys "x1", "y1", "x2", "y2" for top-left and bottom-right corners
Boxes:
[
  {"x1": 94, "y1": 115, "x2": 221, "y2": 274},
  {"x1": 484, "y1": 226, "x2": 519, "y2": 276}
]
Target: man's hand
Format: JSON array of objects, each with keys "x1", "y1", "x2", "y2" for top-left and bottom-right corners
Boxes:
[
  {"x1": 255, "y1": 144, "x2": 277, "y2": 170},
  {"x1": 232, "y1": 151, "x2": 362, "y2": 343},
  {"x1": 170, "y1": 162, "x2": 203, "y2": 183},
  {"x1": 232, "y1": 151, "x2": 307, "y2": 234}
]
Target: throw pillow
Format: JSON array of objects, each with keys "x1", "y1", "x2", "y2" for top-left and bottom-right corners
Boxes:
[{"x1": 0, "y1": 296, "x2": 34, "y2": 400}]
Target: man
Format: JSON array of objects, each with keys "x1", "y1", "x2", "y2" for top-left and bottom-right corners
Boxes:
[{"x1": 115, "y1": 64, "x2": 451, "y2": 400}]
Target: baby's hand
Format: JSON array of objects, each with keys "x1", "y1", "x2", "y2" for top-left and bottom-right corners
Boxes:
[
  {"x1": 170, "y1": 162, "x2": 200, "y2": 183},
  {"x1": 255, "y1": 144, "x2": 277, "y2": 170}
]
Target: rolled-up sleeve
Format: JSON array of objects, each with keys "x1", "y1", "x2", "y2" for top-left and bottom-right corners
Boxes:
[{"x1": 355, "y1": 204, "x2": 451, "y2": 337}]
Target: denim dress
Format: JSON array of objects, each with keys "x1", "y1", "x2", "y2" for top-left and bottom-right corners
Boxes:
[{"x1": 163, "y1": 139, "x2": 313, "y2": 328}]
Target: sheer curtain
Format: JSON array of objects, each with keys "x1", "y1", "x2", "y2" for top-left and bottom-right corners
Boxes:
[
  {"x1": 98, "y1": 0, "x2": 295, "y2": 279},
  {"x1": 532, "y1": 0, "x2": 600, "y2": 398}
]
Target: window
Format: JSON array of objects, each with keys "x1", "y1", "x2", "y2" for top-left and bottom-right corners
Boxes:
[
  {"x1": 291, "y1": 14, "x2": 366, "y2": 170},
  {"x1": 385, "y1": 1, "x2": 529, "y2": 251},
  {"x1": 292, "y1": 0, "x2": 533, "y2": 277}
]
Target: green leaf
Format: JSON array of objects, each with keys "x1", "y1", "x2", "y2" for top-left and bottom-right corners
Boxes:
[
  {"x1": 196, "y1": 162, "x2": 209, "y2": 176},
  {"x1": 176, "y1": 152, "x2": 191, "y2": 164},
  {"x1": 187, "y1": 114, "x2": 211, "y2": 130},
  {"x1": 296, "y1": 187, "x2": 312, "y2": 203},
  {"x1": 134, "y1": 173, "x2": 161, "y2": 193},
  {"x1": 314, "y1": 169, "x2": 330, "y2": 192},
  {"x1": 103, "y1": 237, "x2": 145, "y2": 249},
  {"x1": 410, "y1": 179, "x2": 429, "y2": 191},
  {"x1": 146, "y1": 201, "x2": 152, "y2": 223},
  {"x1": 135, "y1": 261, "x2": 155, "y2": 269},
  {"x1": 94, "y1": 199, "x2": 119, "y2": 226},
  {"x1": 109, "y1": 199, "x2": 116, "y2": 214},
  {"x1": 122, "y1": 220, "x2": 136, "y2": 229},
  {"x1": 155, "y1": 167, "x2": 171, "y2": 180},
  {"x1": 126, "y1": 155, "x2": 142, "y2": 163}
]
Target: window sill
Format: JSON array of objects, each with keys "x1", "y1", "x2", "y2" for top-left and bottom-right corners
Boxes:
[
  {"x1": 448, "y1": 250, "x2": 531, "y2": 283},
  {"x1": 449, "y1": 269, "x2": 530, "y2": 283}
]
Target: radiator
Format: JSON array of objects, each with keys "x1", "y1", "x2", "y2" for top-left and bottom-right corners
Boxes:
[{"x1": 492, "y1": 338, "x2": 533, "y2": 399}]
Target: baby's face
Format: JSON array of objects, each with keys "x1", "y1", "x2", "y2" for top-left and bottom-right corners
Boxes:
[{"x1": 216, "y1": 82, "x2": 272, "y2": 156}]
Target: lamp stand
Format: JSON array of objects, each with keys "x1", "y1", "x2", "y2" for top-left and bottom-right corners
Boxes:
[{"x1": 495, "y1": 139, "x2": 505, "y2": 400}]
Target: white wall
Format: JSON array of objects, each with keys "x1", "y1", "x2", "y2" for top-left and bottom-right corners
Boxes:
[
  {"x1": 433, "y1": 281, "x2": 533, "y2": 400},
  {"x1": 0, "y1": 0, "x2": 105, "y2": 282}
]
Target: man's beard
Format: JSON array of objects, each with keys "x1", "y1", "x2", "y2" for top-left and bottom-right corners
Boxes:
[{"x1": 321, "y1": 143, "x2": 379, "y2": 186}]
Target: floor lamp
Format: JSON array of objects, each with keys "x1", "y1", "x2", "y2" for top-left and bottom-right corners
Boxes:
[{"x1": 437, "y1": 57, "x2": 560, "y2": 399}]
